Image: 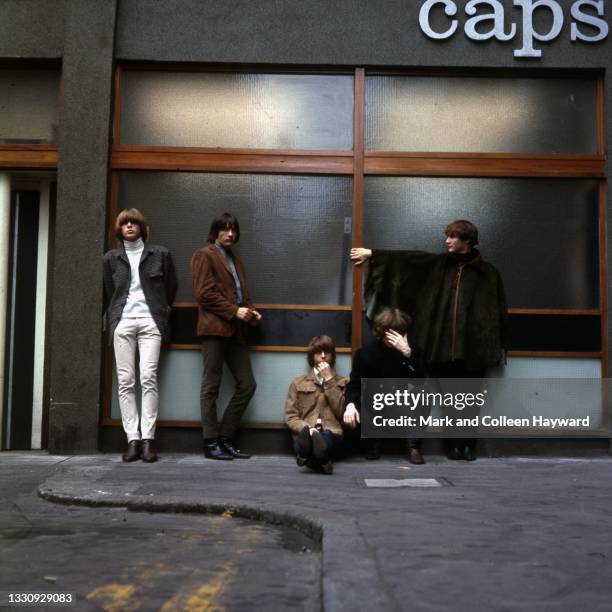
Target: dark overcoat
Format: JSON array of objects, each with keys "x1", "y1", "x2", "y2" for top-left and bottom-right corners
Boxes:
[{"x1": 364, "y1": 250, "x2": 507, "y2": 371}]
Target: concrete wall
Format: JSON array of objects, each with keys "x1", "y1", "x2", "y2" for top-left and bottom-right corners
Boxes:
[
  {"x1": 115, "y1": 0, "x2": 609, "y2": 68},
  {"x1": 0, "y1": 0, "x2": 65, "y2": 58},
  {"x1": 47, "y1": 0, "x2": 117, "y2": 453}
]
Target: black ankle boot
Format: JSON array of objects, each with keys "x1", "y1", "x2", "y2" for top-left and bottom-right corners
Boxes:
[{"x1": 204, "y1": 438, "x2": 233, "y2": 460}]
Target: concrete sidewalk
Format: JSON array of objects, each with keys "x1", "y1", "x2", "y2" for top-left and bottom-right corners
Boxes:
[{"x1": 28, "y1": 451, "x2": 612, "y2": 611}]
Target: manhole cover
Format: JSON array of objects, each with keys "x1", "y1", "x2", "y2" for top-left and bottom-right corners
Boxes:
[{"x1": 364, "y1": 478, "x2": 443, "y2": 488}]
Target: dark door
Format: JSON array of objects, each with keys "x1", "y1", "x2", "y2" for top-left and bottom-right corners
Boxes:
[{"x1": 3, "y1": 190, "x2": 40, "y2": 450}]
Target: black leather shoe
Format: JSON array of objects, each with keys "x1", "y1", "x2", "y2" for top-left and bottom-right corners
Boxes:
[
  {"x1": 448, "y1": 447, "x2": 462, "y2": 460},
  {"x1": 408, "y1": 447, "x2": 425, "y2": 465},
  {"x1": 296, "y1": 426, "x2": 312, "y2": 459},
  {"x1": 141, "y1": 439, "x2": 158, "y2": 463},
  {"x1": 122, "y1": 440, "x2": 141, "y2": 462},
  {"x1": 218, "y1": 437, "x2": 251, "y2": 459},
  {"x1": 311, "y1": 430, "x2": 328, "y2": 464},
  {"x1": 463, "y1": 446, "x2": 477, "y2": 461},
  {"x1": 296, "y1": 455, "x2": 309, "y2": 467},
  {"x1": 204, "y1": 439, "x2": 233, "y2": 460}
]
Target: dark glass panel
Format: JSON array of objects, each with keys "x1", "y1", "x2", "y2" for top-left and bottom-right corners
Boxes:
[
  {"x1": 118, "y1": 172, "x2": 353, "y2": 305},
  {"x1": 0, "y1": 69, "x2": 60, "y2": 144},
  {"x1": 364, "y1": 177, "x2": 599, "y2": 309}
]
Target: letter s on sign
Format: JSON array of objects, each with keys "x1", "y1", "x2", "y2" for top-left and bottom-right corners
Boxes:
[
  {"x1": 571, "y1": 0, "x2": 609, "y2": 42},
  {"x1": 420, "y1": 0, "x2": 459, "y2": 40}
]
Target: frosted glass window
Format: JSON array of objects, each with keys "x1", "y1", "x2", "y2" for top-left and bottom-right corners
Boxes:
[
  {"x1": 121, "y1": 71, "x2": 353, "y2": 149},
  {"x1": 0, "y1": 69, "x2": 60, "y2": 144},
  {"x1": 366, "y1": 76, "x2": 598, "y2": 153},
  {"x1": 364, "y1": 177, "x2": 599, "y2": 309},
  {"x1": 118, "y1": 172, "x2": 353, "y2": 305}
]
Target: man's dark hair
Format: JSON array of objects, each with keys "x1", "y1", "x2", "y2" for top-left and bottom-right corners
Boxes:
[
  {"x1": 445, "y1": 219, "x2": 479, "y2": 248},
  {"x1": 115, "y1": 208, "x2": 148, "y2": 242},
  {"x1": 208, "y1": 213, "x2": 241, "y2": 244},
  {"x1": 306, "y1": 335, "x2": 337, "y2": 368},
  {"x1": 372, "y1": 308, "x2": 412, "y2": 338}
]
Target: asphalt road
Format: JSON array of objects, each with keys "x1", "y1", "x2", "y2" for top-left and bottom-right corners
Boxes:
[{"x1": 0, "y1": 453, "x2": 320, "y2": 611}]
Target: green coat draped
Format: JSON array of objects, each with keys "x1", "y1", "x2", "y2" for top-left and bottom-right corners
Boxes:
[{"x1": 364, "y1": 250, "x2": 508, "y2": 371}]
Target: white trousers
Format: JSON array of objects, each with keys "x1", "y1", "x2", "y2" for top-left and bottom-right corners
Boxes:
[{"x1": 113, "y1": 317, "x2": 162, "y2": 441}]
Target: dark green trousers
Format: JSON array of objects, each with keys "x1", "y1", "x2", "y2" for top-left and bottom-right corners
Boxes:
[{"x1": 200, "y1": 332, "x2": 257, "y2": 440}]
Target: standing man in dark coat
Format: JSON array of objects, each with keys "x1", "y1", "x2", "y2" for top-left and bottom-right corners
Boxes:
[
  {"x1": 103, "y1": 208, "x2": 178, "y2": 463},
  {"x1": 191, "y1": 213, "x2": 261, "y2": 460},
  {"x1": 351, "y1": 219, "x2": 507, "y2": 461}
]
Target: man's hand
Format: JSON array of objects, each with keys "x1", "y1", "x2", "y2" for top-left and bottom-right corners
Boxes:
[
  {"x1": 236, "y1": 307, "x2": 258, "y2": 323},
  {"x1": 350, "y1": 248, "x2": 372, "y2": 266},
  {"x1": 315, "y1": 361, "x2": 333, "y2": 382},
  {"x1": 248, "y1": 309, "x2": 262, "y2": 326},
  {"x1": 343, "y1": 403, "x2": 360, "y2": 429},
  {"x1": 384, "y1": 330, "x2": 412, "y2": 357}
]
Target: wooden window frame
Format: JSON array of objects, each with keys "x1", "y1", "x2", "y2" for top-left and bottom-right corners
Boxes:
[{"x1": 104, "y1": 63, "x2": 608, "y2": 429}]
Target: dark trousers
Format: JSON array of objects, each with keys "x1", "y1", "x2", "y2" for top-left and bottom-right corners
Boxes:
[
  {"x1": 429, "y1": 361, "x2": 484, "y2": 451},
  {"x1": 200, "y1": 334, "x2": 256, "y2": 440},
  {"x1": 293, "y1": 430, "x2": 344, "y2": 458}
]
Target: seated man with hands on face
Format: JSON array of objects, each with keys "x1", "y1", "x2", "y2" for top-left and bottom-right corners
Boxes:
[
  {"x1": 343, "y1": 308, "x2": 426, "y2": 464},
  {"x1": 284, "y1": 335, "x2": 348, "y2": 475}
]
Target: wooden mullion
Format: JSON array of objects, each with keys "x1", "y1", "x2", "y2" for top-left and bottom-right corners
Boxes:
[
  {"x1": 0, "y1": 146, "x2": 58, "y2": 169},
  {"x1": 172, "y1": 302, "x2": 351, "y2": 311},
  {"x1": 365, "y1": 153, "x2": 605, "y2": 178},
  {"x1": 114, "y1": 145, "x2": 352, "y2": 156},
  {"x1": 352, "y1": 68, "x2": 365, "y2": 356},
  {"x1": 165, "y1": 344, "x2": 352, "y2": 353},
  {"x1": 111, "y1": 149, "x2": 353, "y2": 174}
]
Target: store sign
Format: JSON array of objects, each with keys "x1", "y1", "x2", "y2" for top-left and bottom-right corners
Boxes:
[{"x1": 419, "y1": 0, "x2": 609, "y2": 58}]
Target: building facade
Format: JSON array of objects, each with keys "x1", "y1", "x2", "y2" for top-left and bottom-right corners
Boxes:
[{"x1": 0, "y1": 0, "x2": 610, "y2": 453}]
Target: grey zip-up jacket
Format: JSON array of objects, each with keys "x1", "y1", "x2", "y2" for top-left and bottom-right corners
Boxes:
[{"x1": 103, "y1": 242, "x2": 178, "y2": 344}]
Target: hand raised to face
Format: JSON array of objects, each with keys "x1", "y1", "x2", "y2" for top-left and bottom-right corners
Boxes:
[{"x1": 384, "y1": 330, "x2": 412, "y2": 358}]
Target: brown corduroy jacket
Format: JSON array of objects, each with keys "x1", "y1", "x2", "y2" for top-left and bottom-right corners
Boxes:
[{"x1": 191, "y1": 243, "x2": 252, "y2": 337}]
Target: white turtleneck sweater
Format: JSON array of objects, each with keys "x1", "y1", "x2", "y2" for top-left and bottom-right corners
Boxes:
[{"x1": 122, "y1": 238, "x2": 153, "y2": 319}]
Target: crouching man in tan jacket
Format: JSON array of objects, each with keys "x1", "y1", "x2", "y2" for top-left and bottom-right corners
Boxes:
[{"x1": 284, "y1": 335, "x2": 348, "y2": 475}]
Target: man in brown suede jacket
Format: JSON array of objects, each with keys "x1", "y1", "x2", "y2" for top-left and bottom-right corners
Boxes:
[
  {"x1": 191, "y1": 213, "x2": 261, "y2": 460},
  {"x1": 284, "y1": 335, "x2": 348, "y2": 475}
]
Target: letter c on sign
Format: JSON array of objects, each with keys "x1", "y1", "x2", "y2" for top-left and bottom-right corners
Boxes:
[{"x1": 419, "y1": 0, "x2": 459, "y2": 40}]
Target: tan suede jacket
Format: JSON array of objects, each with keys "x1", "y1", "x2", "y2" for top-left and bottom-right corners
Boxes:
[
  {"x1": 284, "y1": 372, "x2": 348, "y2": 437},
  {"x1": 191, "y1": 243, "x2": 252, "y2": 337}
]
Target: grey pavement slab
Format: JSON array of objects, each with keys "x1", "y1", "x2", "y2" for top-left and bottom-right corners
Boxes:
[{"x1": 3, "y1": 452, "x2": 612, "y2": 611}]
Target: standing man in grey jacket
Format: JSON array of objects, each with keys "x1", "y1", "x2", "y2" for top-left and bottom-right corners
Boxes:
[{"x1": 103, "y1": 208, "x2": 177, "y2": 463}]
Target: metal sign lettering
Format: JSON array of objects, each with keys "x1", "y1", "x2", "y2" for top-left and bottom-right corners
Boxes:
[{"x1": 419, "y1": 0, "x2": 609, "y2": 58}]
